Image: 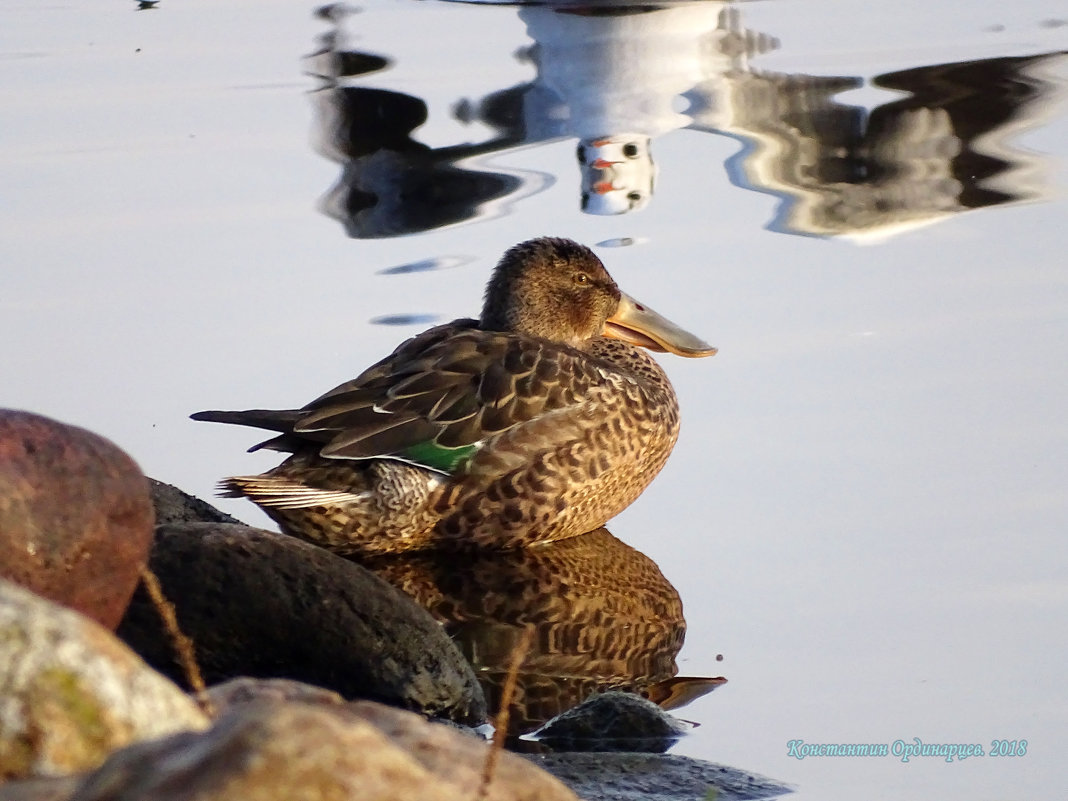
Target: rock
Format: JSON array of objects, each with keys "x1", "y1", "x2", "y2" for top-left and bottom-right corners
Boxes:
[
  {"x1": 0, "y1": 410, "x2": 154, "y2": 629},
  {"x1": 341, "y1": 701, "x2": 577, "y2": 799},
  {"x1": 148, "y1": 479, "x2": 240, "y2": 526},
  {"x1": 116, "y1": 523, "x2": 486, "y2": 725},
  {"x1": 205, "y1": 676, "x2": 344, "y2": 714},
  {"x1": 0, "y1": 775, "x2": 82, "y2": 801},
  {"x1": 0, "y1": 579, "x2": 210, "y2": 782},
  {"x1": 65, "y1": 700, "x2": 579, "y2": 801},
  {"x1": 527, "y1": 752, "x2": 793, "y2": 801},
  {"x1": 524, "y1": 691, "x2": 691, "y2": 753}
]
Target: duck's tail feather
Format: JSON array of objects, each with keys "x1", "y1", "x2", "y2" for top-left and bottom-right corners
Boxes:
[
  {"x1": 219, "y1": 475, "x2": 369, "y2": 509},
  {"x1": 190, "y1": 408, "x2": 300, "y2": 433}
]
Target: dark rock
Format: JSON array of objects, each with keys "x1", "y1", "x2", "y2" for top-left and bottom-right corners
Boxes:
[
  {"x1": 64, "y1": 700, "x2": 579, "y2": 801},
  {"x1": 524, "y1": 691, "x2": 691, "y2": 753},
  {"x1": 0, "y1": 410, "x2": 154, "y2": 629},
  {"x1": 116, "y1": 523, "x2": 486, "y2": 724},
  {"x1": 147, "y1": 479, "x2": 240, "y2": 526},
  {"x1": 0, "y1": 579, "x2": 210, "y2": 782},
  {"x1": 527, "y1": 752, "x2": 793, "y2": 801}
]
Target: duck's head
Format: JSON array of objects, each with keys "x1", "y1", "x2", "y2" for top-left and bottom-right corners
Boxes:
[{"x1": 481, "y1": 237, "x2": 716, "y2": 358}]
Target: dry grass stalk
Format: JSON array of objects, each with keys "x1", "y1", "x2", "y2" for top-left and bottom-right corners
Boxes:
[
  {"x1": 474, "y1": 625, "x2": 534, "y2": 801},
  {"x1": 138, "y1": 564, "x2": 215, "y2": 717}
]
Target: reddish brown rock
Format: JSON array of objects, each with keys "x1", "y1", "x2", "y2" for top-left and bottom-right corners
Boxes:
[{"x1": 0, "y1": 410, "x2": 154, "y2": 629}]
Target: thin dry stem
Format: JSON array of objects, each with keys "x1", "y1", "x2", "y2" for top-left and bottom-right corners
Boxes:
[
  {"x1": 475, "y1": 625, "x2": 534, "y2": 801},
  {"x1": 138, "y1": 564, "x2": 215, "y2": 717}
]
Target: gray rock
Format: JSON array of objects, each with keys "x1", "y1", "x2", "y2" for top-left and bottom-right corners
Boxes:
[
  {"x1": 205, "y1": 676, "x2": 344, "y2": 714},
  {"x1": 65, "y1": 700, "x2": 579, "y2": 801},
  {"x1": 524, "y1": 691, "x2": 691, "y2": 753},
  {"x1": 116, "y1": 523, "x2": 486, "y2": 724},
  {"x1": 527, "y1": 752, "x2": 793, "y2": 801},
  {"x1": 0, "y1": 410, "x2": 154, "y2": 629},
  {"x1": 0, "y1": 579, "x2": 210, "y2": 781},
  {"x1": 0, "y1": 775, "x2": 82, "y2": 801},
  {"x1": 148, "y1": 479, "x2": 240, "y2": 526}
]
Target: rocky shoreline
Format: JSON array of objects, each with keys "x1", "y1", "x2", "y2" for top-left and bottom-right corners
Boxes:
[{"x1": 0, "y1": 410, "x2": 790, "y2": 800}]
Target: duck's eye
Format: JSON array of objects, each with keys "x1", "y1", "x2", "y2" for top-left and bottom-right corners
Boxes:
[
  {"x1": 623, "y1": 143, "x2": 640, "y2": 158},
  {"x1": 574, "y1": 273, "x2": 590, "y2": 286}
]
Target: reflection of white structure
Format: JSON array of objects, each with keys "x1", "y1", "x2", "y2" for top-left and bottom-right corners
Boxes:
[
  {"x1": 508, "y1": 3, "x2": 776, "y2": 214},
  {"x1": 322, "y1": 1, "x2": 1066, "y2": 238},
  {"x1": 460, "y1": 3, "x2": 1063, "y2": 235}
]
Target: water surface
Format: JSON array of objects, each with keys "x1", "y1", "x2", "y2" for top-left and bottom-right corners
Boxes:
[{"x1": 2, "y1": 1, "x2": 1067, "y2": 798}]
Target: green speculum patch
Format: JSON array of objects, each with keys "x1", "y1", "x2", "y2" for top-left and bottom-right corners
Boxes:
[{"x1": 402, "y1": 441, "x2": 476, "y2": 473}]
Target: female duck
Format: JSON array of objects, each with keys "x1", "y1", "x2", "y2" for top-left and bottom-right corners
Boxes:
[{"x1": 193, "y1": 237, "x2": 715, "y2": 555}]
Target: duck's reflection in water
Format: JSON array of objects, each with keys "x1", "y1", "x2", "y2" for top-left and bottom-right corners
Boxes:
[{"x1": 360, "y1": 527, "x2": 725, "y2": 743}]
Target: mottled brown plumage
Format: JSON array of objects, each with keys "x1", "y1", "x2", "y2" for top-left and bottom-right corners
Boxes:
[{"x1": 192, "y1": 237, "x2": 715, "y2": 554}]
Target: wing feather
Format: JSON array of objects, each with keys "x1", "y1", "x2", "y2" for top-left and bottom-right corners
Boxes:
[{"x1": 209, "y1": 320, "x2": 612, "y2": 475}]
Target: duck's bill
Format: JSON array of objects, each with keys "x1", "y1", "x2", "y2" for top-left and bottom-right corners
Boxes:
[{"x1": 603, "y1": 293, "x2": 717, "y2": 358}]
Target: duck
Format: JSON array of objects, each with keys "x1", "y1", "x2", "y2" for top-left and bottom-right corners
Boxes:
[{"x1": 192, "y1": 237, "x2": 715, "y2": 555}]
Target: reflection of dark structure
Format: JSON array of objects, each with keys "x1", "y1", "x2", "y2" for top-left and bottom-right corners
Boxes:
[
  {"x1": 307, "y1": 6, "x2": 530, "y2": 238},
  {"x1": 308, "y1": 2, "x2": 1065, "y2": 238},
  {"x1": 700, "y1": 52, "x2": 1067, "y2": 238},
  {"x1": 361, "y1": 527, "x2": 724, "y2": 740},
  {"x1": 314, "y1": 87, "x2": 529, "y2": 238}
]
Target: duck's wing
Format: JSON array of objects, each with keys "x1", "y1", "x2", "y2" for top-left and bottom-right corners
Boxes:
[
  {"x1": 296, "y1": 322, "x2": 603, "y2": 475},
  {"x1": 189, "y1": 322, "x2": 473, "y2": 454}
]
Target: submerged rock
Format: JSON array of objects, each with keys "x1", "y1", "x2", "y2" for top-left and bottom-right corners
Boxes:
[
  {"x1": 0, "y1": 579, "x2": 209, "y2": 782},
  {"x1": 64, "y1": 700, "x2": 579, "y2": 801},
  {"x1": 527, "y1": 752, "x2": 793, "y2": 801},
  {"x1": 524, "y1": 691, "x2": 691, "y2": 753},
  {"x1": 0, "y1": 409, "x2": 154, "y2": 629},
  {"x1": 116, "y1": 523, "x2": 486, "y2": 725}
]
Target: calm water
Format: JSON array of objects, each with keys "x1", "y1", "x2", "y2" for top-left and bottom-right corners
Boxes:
[{"x1": 3, "y1": 0, "x2": 1067, "y2": 798}]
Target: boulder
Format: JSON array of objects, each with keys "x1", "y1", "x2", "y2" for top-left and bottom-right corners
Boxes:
[
  {"x1": 0, "y1": 579, "x2": 209, "y2": 781},
  {"x1": 116, "y1": 523, "x2": 486, "y2": 724},
  {"x1": 65, "y1": 700, "x2": 579, "y2": 801},
  {"x1": 0, "y1": 410, "x2": 154, "y2": 629}
]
